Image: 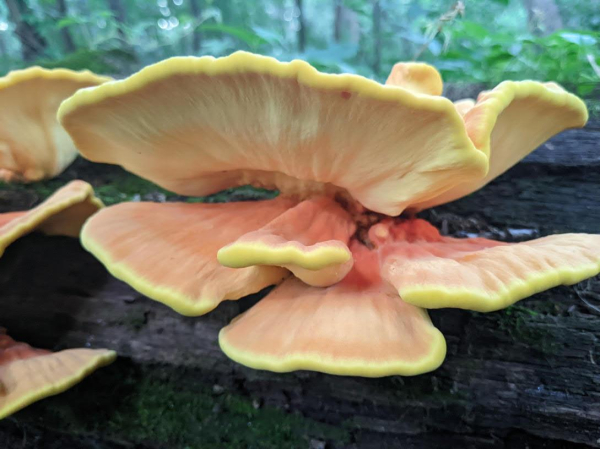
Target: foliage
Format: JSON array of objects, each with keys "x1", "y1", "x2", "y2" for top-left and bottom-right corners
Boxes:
[{"x1": 0, "y1": 0, "x2": 598, "y2": 91}]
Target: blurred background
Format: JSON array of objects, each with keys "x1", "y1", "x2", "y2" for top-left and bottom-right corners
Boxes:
[{"x1": 0, "y1": 0, "x2": 599, "y2": 94}]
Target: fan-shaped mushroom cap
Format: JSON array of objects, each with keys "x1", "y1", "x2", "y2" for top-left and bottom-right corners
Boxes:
[
  {"x1": 371, "y1": 219, "x2": 600, "y2": 312},
  {"x1": 0, "y1": 180, "x2": 103, "y2": 257},
  {"x1": 58, "y1": 53, "x2": 588, "y2": 213},
  {"x1": 0, "y1": 68, "x2": 111, "y2": 182},
  {"x1": 58, "y1": 51, "x2": 488, "y2": 216},
  {"x1": 411, "y1": 82, "x2": 588, "y2": 209},
  {"x1": 0, "y1": 329, "x2": 115, "y2": 419},
  {"x1": 81, "y1": 198, "x2": 301, "y2": 316}
]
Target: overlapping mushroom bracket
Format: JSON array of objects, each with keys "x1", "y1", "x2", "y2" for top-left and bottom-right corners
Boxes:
[
  {"x1": 0, "y1": 181, "x2": 116, "y2": 419},
  {"x1": 0, "y1": 67, "x2": 111, "y2": 182},
  {"x1": 58, "y1": 52, "x2": 600, "y2": 377}
]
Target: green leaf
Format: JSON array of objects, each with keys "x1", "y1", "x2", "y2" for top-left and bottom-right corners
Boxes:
[
  {"x1": 199, "y1": 24, "x2": 267, "y2": 50},
  {"x1": 56, "y1": 17, "x2": 80, "y2": 29}
]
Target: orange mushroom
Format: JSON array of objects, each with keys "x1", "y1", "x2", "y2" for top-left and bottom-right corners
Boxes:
[
  {"x1": 0, "y1": 181, "x2": 116, "y2": 418},
  {"x1": 0, "y1": 68, "x2": 111, "y2": 182},
  {"x1": 58, "y1": 52, "x2": 599, "y2": 377}
]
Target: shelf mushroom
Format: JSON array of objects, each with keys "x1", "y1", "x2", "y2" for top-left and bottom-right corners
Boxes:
[
  {"x1": 0, "y1": 68, "x2": 111, "y2": 182},
  {"x1": 0, "y1": 181, "x2": 116, "y2": 418},
  {"x1": 58, "y1": 52, "x2": 600, "y2": 377}
]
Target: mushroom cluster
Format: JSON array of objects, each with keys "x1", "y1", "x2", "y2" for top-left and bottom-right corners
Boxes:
[
  {"x1": 0, "y1": 181, "x2": 115, "y2": 419},
  {"x1": 49, "y1": 52, "x2": 599, "y2": 377},
  {"x1": 1, "y1": 50, "x2": 599, "y2": 420}
]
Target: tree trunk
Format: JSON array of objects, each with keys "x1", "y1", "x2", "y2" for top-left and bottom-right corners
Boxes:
[
  {"x1": 56, "y1": 0, "x2": 76, "y2": 53},
  {"x1": 333, "y1": 0, "x2": 360, "y2": 45},
  {"x1": 295, "y1": 0, "x2": 306, "y2": 53},
  {"x1": 523, "y1": 0, "x2": 563, "y2": 35},
  {"x1": 372, "y1": 0, "x2": 381, "y2": 74},
  {"x1": 189, "y1": 0, "x2": 202, "y2": 54},
  {"x1": 333, "y1": 0, "x2": 342, "y2": 42},
  {"x1": 0, "y1": 33, "x2": 7, "y2": 58},
  {"x1": 5, "y1": 0, "x2": 47, "y2": 61},
  {"x1": 106, "y1": 0, "x2": 127, "y2": 42}
]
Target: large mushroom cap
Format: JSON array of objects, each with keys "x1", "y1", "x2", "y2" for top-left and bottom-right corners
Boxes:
[
  {"x1": 58, "y1": 52, "x2": 588, "y2": 215},
  {"x1": 58, "y1": 51, "x2": 490, "y2": 216},
  {"x1": 0, "y1": 67, "x2": 111, "y2": 183}
]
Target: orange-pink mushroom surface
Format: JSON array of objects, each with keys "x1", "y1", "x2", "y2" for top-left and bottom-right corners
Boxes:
[
  {"x1": 58, "y1": 52, "x2": 599, "y2": 377},
  {"x1": 0, "y1": 68, "x2": 111, "y2": 182}
]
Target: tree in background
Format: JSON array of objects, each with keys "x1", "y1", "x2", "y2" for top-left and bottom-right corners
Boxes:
[
  {"x1": 0, "y1": 0, "x2": 598, "y2": 93},
  {"x1": 5, "y1": 0, "x2": 47, "y2": 61},
  {"x1": 523, "y1": 0, "x2": 563, "y2": 35},
  {"x1": 56, "y1": 0, "x2": 75, "y2": 52}
]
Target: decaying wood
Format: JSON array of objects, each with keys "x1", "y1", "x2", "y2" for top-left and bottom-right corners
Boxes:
[{"x1": 0, "y1": 117, "x2": 599, "y2": 448}]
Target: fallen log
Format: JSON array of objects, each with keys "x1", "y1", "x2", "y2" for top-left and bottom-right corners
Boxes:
[{"x1": 0, "y1": 117, "x2": 599, "y2": 448}]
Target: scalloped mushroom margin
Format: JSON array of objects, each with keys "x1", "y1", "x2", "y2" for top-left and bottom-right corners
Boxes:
[{"x1": 218, "y1": 309, "x2": 447, "y2": 377}]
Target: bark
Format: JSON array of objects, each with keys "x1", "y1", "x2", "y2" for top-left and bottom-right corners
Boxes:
[
  {"x1": 5, "y1": 0, "x2": 47, "y2": 61},
  {"x1": 189, "y1": 0, "x2": 202, "y2": 54},
  {"x1": 523, "y1": 0, "x2": 564, "y2": 36},
  {"x1": 0, "y1": 98, "x2": 599, "y2": 447},
  {"x1": 56, "y1": 0, "x2": 75, "y2": 53},
  {"x1": 295, "y1": 0, "x2": 306, "y2": 53}
]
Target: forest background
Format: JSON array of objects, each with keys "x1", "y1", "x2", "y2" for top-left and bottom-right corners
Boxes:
[{"x1": 0, "y1": 0, "x2": 599, "y2": 95}]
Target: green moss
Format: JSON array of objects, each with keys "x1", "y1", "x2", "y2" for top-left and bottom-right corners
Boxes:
[
  {"x1": 1, "y1": 168, "x2": 279, "y2": 210},
  {"x1": 36, "y1": 49, "x2": 136, "y2": 74},
  {"x1": 0, "y1": 178, "x2": 65, "y2": 201},
  {"x1": 14, "y1": 361, "x2": 349, "y2": 448},
  {"x1": 94, "y1": 176, "x2": 178, "y2": 205},
  {"x1": 495, "y1": 305, "x2": 559, "y2": 354},
  {"x1": 586, "y1": 99, "x2": 600, "y2": 119},
  {"x1": 119, "y1": 310, "x2": 149, "y2": 332},
  {"x1": 186, "y1": 185, "x2": 279, "y2": 203}
]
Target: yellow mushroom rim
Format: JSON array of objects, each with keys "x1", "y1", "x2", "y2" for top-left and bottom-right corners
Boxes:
[
  {"x1": 0, "y1": 180, "x2": 103, "y2": 257},
  {"x1": 0, "y1": 66, "x2": 111, "y2": 90},
  {"x1": 218, "y1": 277, "x2": 447, "y2": 377},
  {"x1": 218, "y1": 242, "x2": 352, "y2": 271},
  {"x1": 0, "y1": 330, "x2": 116, "y2": 419}
]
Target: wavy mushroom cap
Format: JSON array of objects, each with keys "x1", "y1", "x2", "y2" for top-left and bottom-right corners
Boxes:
[
  {"x1": 0, "y1": 330, "x2": 115, "y2": 419},
  {"x1": 0, "y1": 67, "x2": 111, "y2": 183},
  {"x1": 0, "y1": 180, "x2": 103, "y2": 257},
  {"x1": 58, "y1": 52, "x2": 587, "y2": 215}
]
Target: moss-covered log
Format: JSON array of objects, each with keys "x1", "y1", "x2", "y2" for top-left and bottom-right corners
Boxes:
[{"x1": 0, "y1": 116, "x2": 599, "y2": 448}]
